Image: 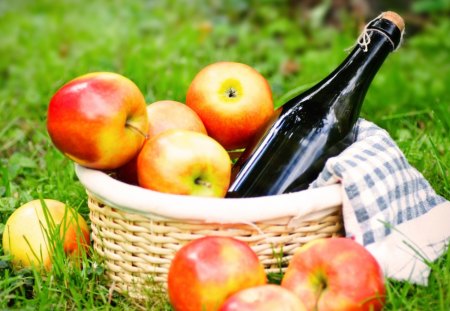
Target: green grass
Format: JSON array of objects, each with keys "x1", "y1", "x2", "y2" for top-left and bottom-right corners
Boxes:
[{"x1": 0, "y1": 0, "x2": 449, "y2": 310}]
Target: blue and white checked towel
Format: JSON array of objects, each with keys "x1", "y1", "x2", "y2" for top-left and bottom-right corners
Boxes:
[{"x1": 311, "y1": 119, "x2": 450, "y2": 285}]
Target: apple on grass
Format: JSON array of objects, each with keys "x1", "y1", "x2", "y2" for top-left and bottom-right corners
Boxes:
[
  {"x1": 186, "y1": 61, "x2": 274, "y2": 150},
  {"x1": 115, "y1": 100, "x2": 207, "y2": 185},
  {"x1": 47, "y1": 72, "x2": 148, "y2": 170},
  {"x1": 2, "y1": 199, "x2": 90, "y2": 270},
  {"x1": 137, "y1": 129, "x2": 231, "y2": 197},
  {"x1": 168, "y1": 236, "x2": 267, "y2": 311},
  {"x1": 219, "y1": 284, "x2": 307, "y2": 311},
  {"x1": 281, "y1": 237, "x2": 386, "y2": 311}
]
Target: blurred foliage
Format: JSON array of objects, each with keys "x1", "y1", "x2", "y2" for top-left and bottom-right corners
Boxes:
[{"x1": 412, "y1": 0, "x2": 450, "y2": 13}]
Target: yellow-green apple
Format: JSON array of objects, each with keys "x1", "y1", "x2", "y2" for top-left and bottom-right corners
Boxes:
[
  {"x1": 115, "y1": 100, "x2": 207, "y2": 185},
  {"x1": 168, "y1": 236, "x2": 267, "y2": 311},
  {"x1": 186, "y1": 62, "x2": 274, "y2": 150},
  {"x1": 137, "y1": 129, "x2": 231, "y2": 197},
  {"x1": 281, "y1": 237, "x2": 385, "y2": 311},
  {"x1": 147, "y1": 100, "x2": 207, "y2": 138},
  {"x1": 47, "y1": 72, "x2": 148, "y2": 170},
  {"x1": 219, "y1": 284, "x2": 307, "y2": 311},
  {"x1": 2, "y1": 199, "x2": 90, "y2": 270}
]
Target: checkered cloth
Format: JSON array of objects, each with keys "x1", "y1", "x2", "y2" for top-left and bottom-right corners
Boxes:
[{"x1": 311, "y1": 118, "x2": 450, "y2": 285}]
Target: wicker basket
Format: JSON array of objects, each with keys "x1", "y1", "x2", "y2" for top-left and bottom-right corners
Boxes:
[{"x1": 75, "y1": 164, "x2": 345, "y2": 299}]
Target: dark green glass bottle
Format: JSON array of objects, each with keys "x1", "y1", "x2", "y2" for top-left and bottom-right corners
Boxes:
[{"x1": 227, "y1": 12, "x2": 404, "y2": 198}]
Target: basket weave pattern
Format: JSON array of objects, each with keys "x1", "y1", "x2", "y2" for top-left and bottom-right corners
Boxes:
[{"x1": 87, "y1": 192, "x2": 344, "y2": 297}]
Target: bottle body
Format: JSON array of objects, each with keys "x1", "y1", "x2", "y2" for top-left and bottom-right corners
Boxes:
[{"x1": 227, "y1": 14, "x2": 403, "y2": 198}]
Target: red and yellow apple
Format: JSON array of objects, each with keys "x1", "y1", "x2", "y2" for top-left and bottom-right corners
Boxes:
[
  {"x1": 281, "y1": 237, "x2": 385, "y2": 311},
  {"x1": 219, "y1": 284, "x2": 307, "y2": 311},
  {"x1": 147, "y1": 100, "x2": 207, "y2": 138},
  {"x1": 2, "y1": 199, "x2": 90, "y2": 270},
  {"x1": 137, "y1": 129, "x2": 231, "y2": 197},
  {"x1": 168, "y1": 236, "x2": 267, "y2": 311},
  {"x1": 47, "y1": 72, "x2": 148, "y2": 170},
  {"x1": 186, "y1": 61, "x2": 274, "y2": 150},
  {"x1": 115, "y1": 100, "x2": 208, "y2": 185}
]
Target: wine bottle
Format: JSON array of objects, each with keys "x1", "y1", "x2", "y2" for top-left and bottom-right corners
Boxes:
[{"x1": 227, "y1": 11, "x2": 405, "y2": 198}]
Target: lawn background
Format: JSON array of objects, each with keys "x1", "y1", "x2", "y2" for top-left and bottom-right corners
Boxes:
[{"x1": 0, "y1": 0, "x2": 449, "y2": 310}]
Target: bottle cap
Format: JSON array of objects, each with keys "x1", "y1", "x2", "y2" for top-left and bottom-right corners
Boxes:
[
  {"x1": 381, "y1": 11, "x2": 405, "y2": 32},
  {"x1": 362, "y1": 11, "x2": 405, "y2": 51}
]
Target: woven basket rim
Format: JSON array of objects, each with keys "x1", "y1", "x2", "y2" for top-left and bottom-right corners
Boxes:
[{"x1": 75, "y1": 164, "x2": 343, "y2": 224}]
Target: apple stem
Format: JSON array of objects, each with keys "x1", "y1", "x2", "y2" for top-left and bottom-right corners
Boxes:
[
  {"x1": 314, "y1": 275, "x2": 328, "y2": 311},
  {"x1": 195, "y1": 178, "x2": 212, "y2": 189},
  {"x1": 126, "y1": 122, "x2": 149, "y2": 140},
  {"x1": 226, "y1": 87, "x2": 238, "y2": 98}
]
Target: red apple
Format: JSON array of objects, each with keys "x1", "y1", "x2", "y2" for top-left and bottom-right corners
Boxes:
[
  {"x1": 2, "y1": 199, "x2": 90, "y2": 270},
  {"x1": 147, "y1": 100, "x2": 207, "y2": 138},
  {"x1": 186, "y1": 62, "x2": 274, "y2": 150},
  {"x1": 168, "y1": 236, "x2": 267, "y2": 311},
  {"x1": 219, "y1": 284, "x2": 307, "y2": 311},
  {"x1": 137, "y1": 129, "x2": 231, "y2": 197},
  {"x1": 47, "y1": 72, "x2": 148, "y2": 170},
  {"x1": 115, "y1": 100, "x2": 208, "y2": 185},
  {"x1": 281, "y1": 237, "x2": 385, "y2": 311},
  {"x1": 114, "y1": 155, "x2": 139, "y2": 185}
]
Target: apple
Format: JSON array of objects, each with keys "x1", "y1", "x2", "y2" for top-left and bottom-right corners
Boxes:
[
  {"x1": 137, "y1": 129, "x2": 231, "y2": 197},
  {"x1": 114, "y1": 154, "x2": 140, "y2": 185},
  {"x1": 47, "y1": 72, "x2": 148, "y2": 170},
  {"x1": 281, "y1": 237, "x2": 385, "y2": 311},
  {"x1": 219, "y1": 284, "x2": 307, "y2": 311},
  {"x1": 114, "y1": 100, "x2": 208, "y2": 185},
  {"x1": 147, "y1": 100, "x2": 207, "y2": 138},
  {"x1": 186, "y1": 61, "x2": 274, "y2": 150},
  {"x1": 2, "y1": 199, "x2": 90, "y2": 270},
  {"x1": 168, "y1": 236, "x2": 267, "y2": 311}
]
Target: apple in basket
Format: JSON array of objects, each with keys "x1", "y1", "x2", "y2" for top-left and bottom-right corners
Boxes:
[
  {"x1": 2, "y1": 199, "x2": 90, "y2": 270},
  {"x1": 168, "y1": 236, "x2": 267, "y2": 311},
  {"x1": 186, "y1": 61, "x2": 275, "y2": 150},
  {"x1": 47, "y1": 72, "x2": 148, "y2": 170},
  {"x1": 146, "y1": 100, "x2": 207, "y2": 138},
  {"x1": 137, "y1": 129, "x2": 231, "y2": 197},
  {"x1": 115, "y1": 100, "x2": 207, "y2": 185},
  {"x1": 219, "y1": 284, "x2": 307, "y2": 311},
  {"x1": 281, "y1": 237, "x2": 386, "y2": 311}
]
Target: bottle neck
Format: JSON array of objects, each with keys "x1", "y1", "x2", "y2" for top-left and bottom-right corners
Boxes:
[
  {"x1": 284, "y1": 18, "x2": 401, "y2": 114},
  {"x1": 328, "y1": 16, "x2": 402, "y2": 90},
  {"x1": 330, "y1": 29, "x2": 393, "y2": 99}
]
